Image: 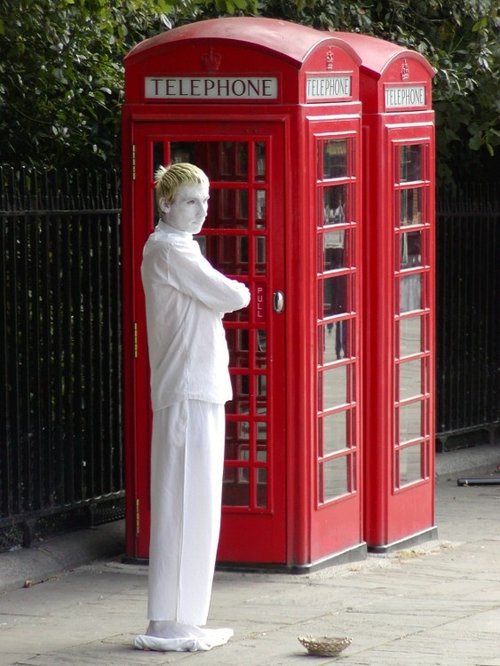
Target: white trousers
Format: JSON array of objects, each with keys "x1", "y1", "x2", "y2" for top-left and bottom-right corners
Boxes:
[{"x1": 147, "y1": 400, "x2": 225, "y2": 625}]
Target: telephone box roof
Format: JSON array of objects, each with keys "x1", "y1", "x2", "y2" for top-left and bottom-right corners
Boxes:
[
  {"x1": 125, "y1": 17, "x2": 361, "y2": 67},
  {"x1": 334, "y1": 31, "x2": 435, "y2": 78}
]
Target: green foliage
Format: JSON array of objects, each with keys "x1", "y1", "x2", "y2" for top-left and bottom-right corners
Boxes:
[
  {"x1": 1, "y1": 0, "x2": 498, "y2": 181},
  {"x1": 259, "y1": 0, "x2": 500, "y2": 183},
  {"x1": 0, "y1": 0, "x2": 171, "y2": 169}
]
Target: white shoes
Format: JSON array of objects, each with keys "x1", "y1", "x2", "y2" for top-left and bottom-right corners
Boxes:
[{"x1": 134, "y1": 621, "x2": 234, "y2": 652}]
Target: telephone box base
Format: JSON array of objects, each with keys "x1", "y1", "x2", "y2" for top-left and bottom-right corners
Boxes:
[
  {"x1": 367, "y1": 526, "x2": 438, "y2": 555},
  {"x1": 216, "y1": 543, "x2": 368, "y2": 575}
]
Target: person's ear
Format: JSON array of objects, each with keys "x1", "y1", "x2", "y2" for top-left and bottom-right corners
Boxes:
[{"x1": 158, "y1": 197, "x2": 170, "y2": 215}]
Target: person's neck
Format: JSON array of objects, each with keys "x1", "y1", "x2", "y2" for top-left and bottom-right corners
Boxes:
[{"x1": 158, "y1": 220, "x2": 192, "y2": 238}]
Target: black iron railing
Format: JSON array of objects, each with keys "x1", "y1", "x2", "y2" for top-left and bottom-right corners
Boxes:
[
  {"x1": 0, "y1": 167, "x2": 124, "y2": 550},
  {"x1": 0, "y1": 168, "x2": 498, "y2": 548},
  {"x1": 436, "y1": 183, "x2": 500, "y2": 451}
]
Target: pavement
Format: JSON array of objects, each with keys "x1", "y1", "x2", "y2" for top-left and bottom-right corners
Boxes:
[{"x1": 1, "y1": 445, "x2": 499, "y2": 666}]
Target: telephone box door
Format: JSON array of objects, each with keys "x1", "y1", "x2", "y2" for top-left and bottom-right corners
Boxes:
[{"x1": 130, "y1": 121, "x2": 287, "y2": 564}]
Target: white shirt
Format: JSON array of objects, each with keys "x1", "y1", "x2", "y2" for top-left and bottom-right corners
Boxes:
[{"x1": 141, "y1": 221, "x2": 251, "y2": 411}]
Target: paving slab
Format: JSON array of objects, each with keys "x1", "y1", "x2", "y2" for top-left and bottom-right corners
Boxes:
[{"x1": 1, "y1": 478, "x2": 500, "y2": 665}]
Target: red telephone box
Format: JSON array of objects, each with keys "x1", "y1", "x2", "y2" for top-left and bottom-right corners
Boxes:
[
  {"x1": 338, "y1": 33, "x2": 437, "y2": 551},
  {"x1": 122, "y1": 17, "x2": 366, "y2": 570}
]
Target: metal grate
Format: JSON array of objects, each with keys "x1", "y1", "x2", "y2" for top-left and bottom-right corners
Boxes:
[
  {"x1": 436, "y1": 183, "x2": 500, "y2": 451},
  {"x1": 0, "y1": 166, "x2": 124, "y2": 548}
]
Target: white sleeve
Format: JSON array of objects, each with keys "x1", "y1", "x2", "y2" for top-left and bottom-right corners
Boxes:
[{"x1": 147, "y1": 239, "x2": 251, "y2": 313}]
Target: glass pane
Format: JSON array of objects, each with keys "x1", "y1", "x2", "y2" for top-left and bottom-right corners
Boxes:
[
  {"x1": 203, "y1": 235, "x2": 248, "y2": 275},
  {"x1": 224, "y1": 306, "x2": 249, "y2": 323},
  {"x1": 256, "y1": 236, "x2": 267, "y2": 274},
  {"x1": 398, "y1": 359, "x2": 423, "y2": 401},
  {"x1": 399, "y1": 401, "x2": 422, "y2": 443},
  {"x1": 226, "y1": 375, "x2": 249, "y2": 414},
  {"x1": 399, "y1": 316, "x2": 422, "y2": 358},
  {"x1": 172, "y1": 141, "x2": 247, "y2": 181},
  {"x1": 399, "y1": 445, "x2": 423, "y2": 486},
  {"x1": 153, "y1": 141, "x2": 164, "y2": 175},
  {"x1": 219, "y1": 141, "x2": 248, "y2": 180},
  {"x1": 321, "y1": 230, "x2": 347, "y2": 271},
  {"x1": 255, "y1": 190, "x2": 266, "y2": 227},
  {"x1": 400, "y1": 274, "x2": 422, "y2": 313},
  {"x1": 256, "y1": 330, "x2": 267, "y2": 368},
  {"x1": 256, "y1": 422, "x2": 267, "y2": 445},
  {"x1": 204, "y1": 189, "x2": 248, "y2": 229},
  {"x1": 400, "y1": 231, "x2": 422, "y2": 268},
  {"x1": 399, "y1": 188, "x2": 422, "y2": 226},
  {"x1": 319, "y1": 319, "x2": 352, "y2": 363},
  {"x1": 400, "y1": 145, "x2": 422, "y2": 182},
  {"x1": 322, "y1": 411, "x2": 349, "y2": 454},
  {"x1": 256, "y1": 470, "x2": 268, "y2": 508},
  {"x1": 322, "y1": 140, "x2": 348, "y2": 179},
  {"x1": 322, "y1": 456, "x2": 349, "y2": 501},
  {"x1": 255, "y1": 142, "x2": 266, "y2": 181},
  {"x1": 320, "y1": 365, "x2": 350, "y2": 410},
  {"x1": 170, "y1": 141, "x2": 195, "y2": 164},
  {"x1": 224, "y1": 421, "x2": 249, "y2": 459},
  {"x1": 322, "y1": 185, "x2": 347, "y2": 225},
  {"x1": 222, "y1": 468, "x2": 249, "y2": 506},
  {"x1": 323, "y1": 275, "x2": 349, "y2": 317},
  {"x1": 227, "y1": 329, "x2": 249, "y2": 368},
  {"x1": 257, "y1": 374, "x2": 267, "y2": 399},
  {"x1": 256, "y1": 375, "x2": 267, "y2": 415}
]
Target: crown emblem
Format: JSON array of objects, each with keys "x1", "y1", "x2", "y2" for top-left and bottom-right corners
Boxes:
[
  {"x1": 201, "y1": 48, "x2": 222, "y2": 73},
  {"x1": 401, "y1": 59, "x2": 410, "y2": 81},
  {"x1": 326, "y1": 48, "x2": 334, "y2": 71}
]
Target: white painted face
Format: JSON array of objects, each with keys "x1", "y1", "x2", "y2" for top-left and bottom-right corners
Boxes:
[{"x1": 160, "y1": 183, "x2": 210, "y2": 234}]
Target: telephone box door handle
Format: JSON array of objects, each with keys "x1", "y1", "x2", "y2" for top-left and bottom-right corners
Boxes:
[{"x1": 273, "y1": 291, "x2": 285, "y2": 313}]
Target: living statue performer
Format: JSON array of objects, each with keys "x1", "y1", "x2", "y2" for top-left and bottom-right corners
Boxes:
[{"x1": 135, "y1": 162, "x2": 250, "y2": 652}]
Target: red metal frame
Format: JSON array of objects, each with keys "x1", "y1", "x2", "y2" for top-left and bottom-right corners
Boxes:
[
  {"x1": 122, "y1": 18, "x2": 435, "y2": 568},
  {"x1": 337, "y1": 33, "x2": 437, "y2": 550}
]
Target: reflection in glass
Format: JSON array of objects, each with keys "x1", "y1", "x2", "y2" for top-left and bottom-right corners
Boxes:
[
  {"x1": 399, "y1": 188, "x2": 422, "y2": 226},
  {"x1": 399, "y1": 316, "x2": 422, "y2": 358},
  {"x1": 398, "y1": 359, "x2": 423, "y2": 401},
  {"x1": 170, "y1": 141, "x2": 194, "y2": 164},
  {"x1": 256, "y1": 237, "x2": 266, "y2": 274},
  {"x1": 222, "y1": 470, "x2": 249, "y2": 506},
  {"x1": 399, "y1": 401, "x2": 422, "y2": 442},
  {"x1": 400, "y1": 274, "x2": 422, "y2": 312},
  {"x1": 227, "y1": 329, "x2": 249, "y2": 368},
  {"x1": 400, "y1": 231, "x2": 422, "y2": 268},
  {"x1": 256, "y1": 471, "x2": 268, "y2": 508},
  {"x1": 204, "y1": 189, "x2": 248, "y2": 228},
  {"x1": 203, "y1": 235, "x2": 249, "y2": 275},
  {"x1": 226, "y1": 375, "x2": 249, "y2": 414},
  {"x1": 322, "y1": 411, "x2": 349, "y2": 454},
  {"x1": 256, "y1": 330, "x2": 267, "y2": 368},
  {"x1": 323, "y1": 275, "x2": 349, "y2": 317},
  {"x1": 322, "y1": 139, "x2": 348, "y2": 179},
  {"x1": 400, "y1": 145, "x2": 422, "y2": 182},
  {"x1": 170, "y1": 141, "x2": 250, "y2": 181},
  {"x1": 225, "y1": 421, "x2": 250, "y2": 459},
  {"x1": 153, "y1": 141, "x2": 164, "y2": 175},
  {"x1": 322, "y1": 230, "x2": 347, "y2": 271},
  {"x1": 257, "y1": 422, "x2": 267, "y2": 443},
  {"x1": 322, "y1": 185, "x2": 347, "y2": 225},
  {"x1": 319, "y1": 319, "x2": 352, "y2": 363},
  {"x1": 255, "y1": 142, "x2": 266, "y2": 180},
  {"x1": 399, "y1": 444, "x2": 423, "y2": 486},
  {"x1": 255, "y1": 190, "x2": 266, "y2": 226},
  {"x1": 322, "y1": 456, "x2": 349, "y2": 501},
  {"x1": 321, "y1": 365, "x2": 349, "y2": 410},
  {"x1": 220, "y1": 141, "x2": 248, "y2": 179},
  {"x1": 224, "y1": 307, "x2": 249, "y2": 323}
]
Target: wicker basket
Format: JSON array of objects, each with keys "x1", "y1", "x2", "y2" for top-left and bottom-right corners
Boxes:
[{"x1": 297, "y1": 635, "x2": 352, "y2": 657}]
